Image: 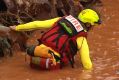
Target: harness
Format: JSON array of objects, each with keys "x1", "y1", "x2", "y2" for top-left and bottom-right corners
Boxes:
[{"x1": 40, "y1": 15, "x2": 87, "y2": 68}]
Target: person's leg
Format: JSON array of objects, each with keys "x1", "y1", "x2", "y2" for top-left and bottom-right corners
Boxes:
[
  {"x1": 27, "y1": 44, "x2": 61, "y2": 65},
  {"x1": 27, "y1": 44, "x2": 51, "y2": 58},
  {"x1": 27, "y1": 44, "x2": 60, "y2": 58}
]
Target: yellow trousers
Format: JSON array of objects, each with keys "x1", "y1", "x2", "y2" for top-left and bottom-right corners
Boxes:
[{"x1": 34, "y1": 44, "x2": 60, "y2": 58}]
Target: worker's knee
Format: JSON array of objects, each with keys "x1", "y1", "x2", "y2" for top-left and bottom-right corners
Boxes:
[{"x1": 26, "y1": 45, "x2": 36, "y2": 56}]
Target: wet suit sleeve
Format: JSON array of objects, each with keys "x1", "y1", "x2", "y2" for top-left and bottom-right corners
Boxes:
[
  {"x1": 76, "y1": 37, "x2": 92, "y2": 70},
  {"x1": 15, "y1": 17, "x2": 61, "y2": 31}
]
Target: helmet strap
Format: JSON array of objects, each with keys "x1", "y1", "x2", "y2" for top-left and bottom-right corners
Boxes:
[{"x1": 84, "y1": 23, "x2": 92, "y2": 31}]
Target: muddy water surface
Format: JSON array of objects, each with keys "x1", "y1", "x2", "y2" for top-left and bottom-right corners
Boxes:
[{"x1": 0, "y1": 0, "x2": 119, "y2": 80}]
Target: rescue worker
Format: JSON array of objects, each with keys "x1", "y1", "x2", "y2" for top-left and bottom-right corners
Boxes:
[{"x1": 10, "y1": 9, "x2": 101, "y2": 70}]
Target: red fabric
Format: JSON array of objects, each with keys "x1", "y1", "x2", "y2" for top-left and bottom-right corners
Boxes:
[
  {"x1": 41, "y1": 24, "x2": 87, "y2": 54},
  {"x1": 30, "y1": 57, "x2": 60, "y2": 70}
]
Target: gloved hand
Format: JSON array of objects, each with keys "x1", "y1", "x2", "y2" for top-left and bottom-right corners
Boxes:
[{"x1": 10, "y1": 25, "x2": 16, "y2": 31}]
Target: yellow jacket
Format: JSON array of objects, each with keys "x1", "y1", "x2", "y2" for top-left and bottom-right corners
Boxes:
[{"x1": 15, "y1": 17, "x2": 92, "y2": 70}]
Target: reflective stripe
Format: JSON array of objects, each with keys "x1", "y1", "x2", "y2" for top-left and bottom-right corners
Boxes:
[
  {"x1": 46, "y1": 58, "x2": 50, "y2": 69},
  {"x1": 65, "y1": 15, "x2": 84, "y2": 32}
]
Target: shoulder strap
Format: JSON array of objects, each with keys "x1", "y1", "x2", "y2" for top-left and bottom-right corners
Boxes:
[{"x1": 58, "y1": 15, "x2": 84, "y2": 36}]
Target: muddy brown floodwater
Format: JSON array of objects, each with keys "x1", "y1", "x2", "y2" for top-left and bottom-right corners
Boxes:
[{"x1": 0, "y1": 0, "x2": 119, "y2": 80}]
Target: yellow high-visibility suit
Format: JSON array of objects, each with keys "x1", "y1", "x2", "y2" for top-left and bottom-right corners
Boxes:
[{"x1": 15, "y1": 17, "x2": 92, "y2": 70}]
